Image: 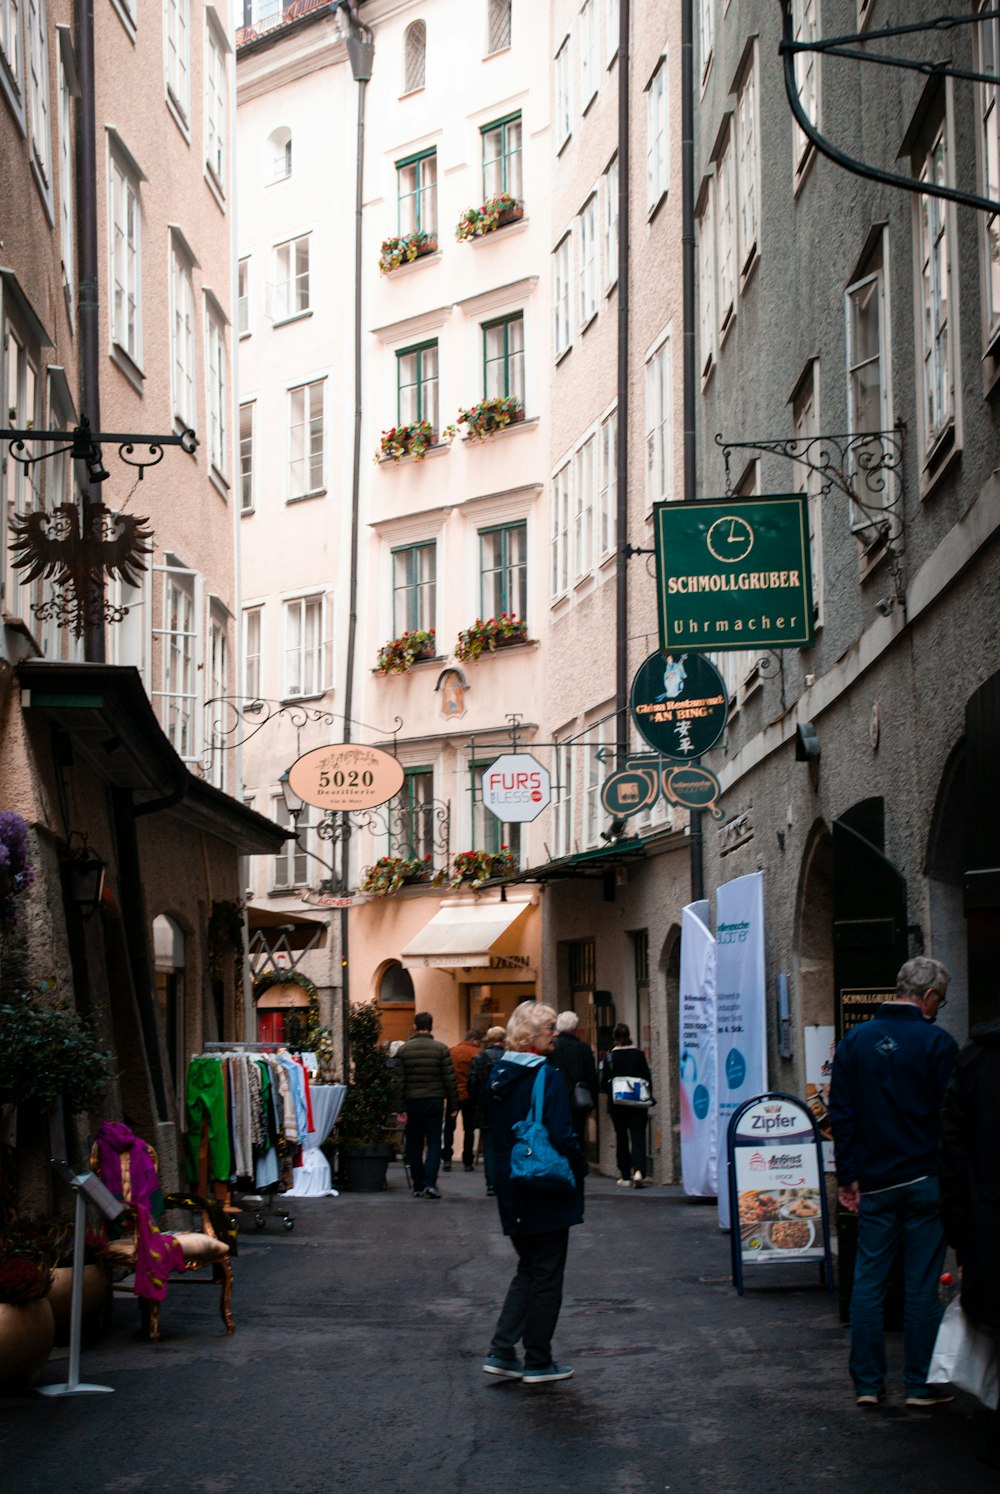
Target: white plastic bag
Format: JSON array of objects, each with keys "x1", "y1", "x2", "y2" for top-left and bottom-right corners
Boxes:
[{"x1": 928, "y1": 1299, "x2": 1000, "y2": 1409}]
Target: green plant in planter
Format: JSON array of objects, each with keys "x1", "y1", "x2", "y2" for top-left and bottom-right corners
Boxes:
[
  {"x1": 455, "y1": 193, "x2": 523, "y2": 241},
  {"x1": 378, "y1": 229, "x2": 437, "y2": 273},
  {"x1": 375, "y1": 420, "x2": 436, "y2": 463},
  {"x1": 376, "y1": 628, "x2": 436, "y2": 675},
  {"x1": 0, "y1": 985, "x2": 115, "y2": 1114},
  {"x1": 338, "y1": 1001, "x2": 396, "y2": 1149},
  {"x1": 441, "y1": 847, "x2": 517, "y2": 889},
  {"x1": 454, "y1": 613, "x2": 530, "y2": 662},
  {"x1": 456, "y1": 396, "x2": 524, "y2": 442},
  {"x1": 359, "y1": 853, "x2": 433, "y2": 897}
]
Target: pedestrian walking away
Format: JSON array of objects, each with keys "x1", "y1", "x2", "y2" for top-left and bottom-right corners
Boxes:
[
  {"x1": 828, "y1": 956, "x2": 959, "y2": 1409},
  {"x1": 552, "y1": 1010, "x2": 598, "y2": 1147},
  {"x1": 940, "y1": 1012, "x2": 1000, "y2": 1468},
  {"x1": 393, "y1": 1012, "x2": 459, "y2": 1198},
  {"x1": 483, "y1": 1000, "x2": 587, "y2": 1385},
  {"x1": 467, "y1": 1026, "x2": 506, "y2": 1195},
  {"x1": 601, "y1": 1022, "x2": 654, "y2": 1186},
  {"x1": 444, "y1": 1029, "x2": 482, "y2": 1171}
]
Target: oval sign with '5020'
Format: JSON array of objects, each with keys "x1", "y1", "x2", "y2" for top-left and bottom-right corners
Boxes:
[{"x1": 288, "y1": 744, "x2": 405, "y2": 811}]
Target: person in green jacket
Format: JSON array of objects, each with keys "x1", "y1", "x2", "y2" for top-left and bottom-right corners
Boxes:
[{"x1": 394, "y1": 1012, "x2": 459, "y2": 1198}]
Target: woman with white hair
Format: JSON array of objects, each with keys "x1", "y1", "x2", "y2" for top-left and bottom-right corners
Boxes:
[{"x1": 482, "y1": 1000, "x2": 587, "y2": 1385}]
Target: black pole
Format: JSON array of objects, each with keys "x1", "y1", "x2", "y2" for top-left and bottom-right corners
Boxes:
[
  {"x1": 74, "y1": 0, "x2": 104, "y2": 663},
  {"x1": 615, "y1": 0, "x2": 630, "y2": 765}
]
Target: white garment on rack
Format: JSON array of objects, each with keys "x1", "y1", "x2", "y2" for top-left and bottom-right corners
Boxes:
[{"x1": 284, "y1": 1084, "x2": 347, "y2": 1198}]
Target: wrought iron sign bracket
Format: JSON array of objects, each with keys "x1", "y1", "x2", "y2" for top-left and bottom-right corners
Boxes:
[
  {"x1": 778, "y1": 3, "x2": 1000, "y2": 216},
  {"x1": 2, "y1": 414, "x2": 197, "y2": 481},
  {"x1": 203, "y1": 695, "x2": 403, "y2": 757},
  {"x1": 714, "y1": 427, "x2": 907, "y2": 604}
]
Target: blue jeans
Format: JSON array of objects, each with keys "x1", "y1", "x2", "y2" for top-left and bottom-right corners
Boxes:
[
  {"x1": 849, "y1": 1175, "x2": 947, "y2": 1396},
  {"x1": 404, "y1": 1097, "x2": 444, "y2": 1191}
]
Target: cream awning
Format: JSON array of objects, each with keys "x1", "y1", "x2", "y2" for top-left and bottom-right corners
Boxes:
[{"x1": 399, "y1": 895, "x2": 534, "y2": 971}]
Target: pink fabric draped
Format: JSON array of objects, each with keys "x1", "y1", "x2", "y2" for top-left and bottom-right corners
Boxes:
[{"x1": 95, "y1": 1121, "x2": 186, "y2": 1301}]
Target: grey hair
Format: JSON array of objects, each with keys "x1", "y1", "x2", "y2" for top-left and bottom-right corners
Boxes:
[
  {"x1": 896, "y1": 956, "x2": 950, "y2": 1001},
  {"x1": 506, "y1": 1001, "x2": 558, "y2": 1051},
  {"x1": 555, "y1": 1010, "x2": 579, "y2": 1033}
]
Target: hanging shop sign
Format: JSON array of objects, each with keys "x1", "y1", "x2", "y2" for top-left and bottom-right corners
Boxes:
[
  {"x1": 288, "y1": 744, "x2": 404, "y2": 811},
  {"x1": 630, "y1": 651, "x2": 729, "y2": 760},
  {"x1": 654, "y1": 495, "x2": 815, "y2": 653},
  {"x1": 727, "y1": 1092, "x2": 835, "y2": 1296},
  {"x1": 601, "y1": 755, "x2": 725, "y2": 821},
  {"x1": 662, "y1": 764, "x2": 724, "y2": 820},
  {"x1": 837, "y1": 986, "x2": 896, "y2": 1035},
  {"x1": 482, "y1": 752, "x2": 551, "y2": 823}
]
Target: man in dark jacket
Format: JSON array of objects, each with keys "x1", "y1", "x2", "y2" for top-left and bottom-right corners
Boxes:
[
  {"x1": 393, "y1": 1012, "x2": 459, "y2": 1199},
  {"x1": 483, "y1": 1001, "x2": 587, "y2": 1386},
  {"x1": 467, "y1": 1026, "x2": 506, "y2": 1195},
  {"x1": 552, "y1": 1011, "x2": 598, "y2": 1145},
  {"x1": 829, "y1": 956, "x2": 958, "y2": 1409},
  {"x1": 940, "y1": 1016, "x2": 1000, "y2": 1467}
]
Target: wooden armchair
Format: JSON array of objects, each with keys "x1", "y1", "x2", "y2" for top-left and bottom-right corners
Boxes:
[{"x1": 90, "y1": 1140, "x2": 235, "y2": 1343}]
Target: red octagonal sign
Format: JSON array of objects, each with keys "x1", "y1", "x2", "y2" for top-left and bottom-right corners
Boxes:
[{"x1": 481, "y1": 753, "x2": 551, "y2": 824}]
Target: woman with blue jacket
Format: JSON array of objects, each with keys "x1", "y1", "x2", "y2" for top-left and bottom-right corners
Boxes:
[{"x1": 483, "y1": 1000, "x2": 587, "y2": 1385}]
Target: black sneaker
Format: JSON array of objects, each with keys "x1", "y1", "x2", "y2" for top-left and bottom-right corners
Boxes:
[
  {"x1": 423, "y1": 1185, "x2": 441, "y2": 1198},
  {"x1": 412, "y1": 1188, "x2": 426, "y2": 1197},
  {"x1": 442, "y1": 1162, "x2": 452, "y2": 1171},
  {"x1": 486, "y1": 1185, "x2": 496, "y2": 1196}
]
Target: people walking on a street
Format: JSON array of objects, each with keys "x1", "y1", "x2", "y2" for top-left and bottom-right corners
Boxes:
[
  {"x1": 393, "y1": 1012, "x2": 459, "y2": 1199},
  {"x1": 467, "y1": 1026, "x2": 506, "y2": 1195},
  {"x1": 443, "y1": 1029, "x2": 481, "y2": 1171},
  {"x1": 601, "y1": 1022, "x2": 654, "y2": 1186},
  {"x1": 828, "y1": 956, "x2": 959, "y2": 1409},
  {"x1": 483, "y1": 1000, "x2": 587, "y2": 1385},
  {"x1": 552, "y1": 1010, "x2": 598, "y2": 1146},
  {"x1": 939, "y1": 1012, "x2": 1000, "y2": 1467}
]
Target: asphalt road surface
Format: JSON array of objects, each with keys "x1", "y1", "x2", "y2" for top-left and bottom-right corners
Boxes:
[{"x1": 2, "y1": 1166, "x2": 996, "y2": 1493}]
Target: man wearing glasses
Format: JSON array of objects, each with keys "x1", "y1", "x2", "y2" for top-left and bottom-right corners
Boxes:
[{"x1": 829, "y1": 957, "x2": 958, "y2": 1410}]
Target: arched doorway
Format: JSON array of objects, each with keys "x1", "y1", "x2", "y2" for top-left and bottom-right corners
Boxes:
[
  {"x1": 375, "y1": 960, "x2": 416, "y2": 1046},
  {"x1": 153, "y1": 914, "x2": 185, "y2": 1115},
  {"x1": 796, "y1": 822, "x2": 834, "y2": 1031},
  {"x1": 256, "y1": 978, "x2": 311, "y2": 1043}
]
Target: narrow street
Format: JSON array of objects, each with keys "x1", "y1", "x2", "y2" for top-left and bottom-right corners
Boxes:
[{"x1": 2, "y1": 1168, "x2": 995, "y2": 1494}]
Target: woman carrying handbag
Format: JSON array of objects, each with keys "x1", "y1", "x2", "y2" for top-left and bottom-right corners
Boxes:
[{"x1": 601, "y1": 1022, "x2": 654, "y2": 1187}]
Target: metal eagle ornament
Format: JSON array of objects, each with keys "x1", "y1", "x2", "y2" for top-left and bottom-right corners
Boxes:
[{"x1": 11, "y1": 502, "x2": 153, "y2": 637}]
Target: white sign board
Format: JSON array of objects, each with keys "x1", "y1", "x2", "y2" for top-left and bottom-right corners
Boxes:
[
  {"x1": 715, "y1": 871, "x2": 767, "y2": 1229},
  {"x1": 679, "y1": 901, "x2": 718, "y2": 1199},
  {"x1": 481, "y1": 753, "x2": 551, "y2": 824},
  {"x1": 729, "y1": 1094, "x2": 828, "y2": 1276}
]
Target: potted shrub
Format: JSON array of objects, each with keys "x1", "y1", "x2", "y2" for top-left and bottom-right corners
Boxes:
[
  {"x1": 456, "y1": 396, "x2": 524, "y2": 441},
  {"x1": 378, "y1": 229, "x2": 438, "y2": 273},
  {"x1": 359, "y1": 854, "x2": 433, "y2": 897},
  {"x1": 49, "y1": 1228, "x2": 112, "y2": 1347},
  {"x1": 0, "y1": 985, "x2": 115, "y2": 1118},
  {"x1": 376, "y1": 421, "x2": 435, "y2": 463},
  {"x1": 376, "y1": 628, "x2": 436, "y2": 675},
  {"x1": 443, "y1": 847, "x2": 517, "y2": 889},
  {"x1": 337, "y1": 1001, "x2": 397, "y2": 1192},
  {"x1": 455, "y1": 193, "x2": 524, "y2": 241},
  {"x1": 0, "y1": 1220, "x2": 59, "y2": 1394},
  {"x1": 454, "y1": 614, "x2": 530, "y2": 663}
]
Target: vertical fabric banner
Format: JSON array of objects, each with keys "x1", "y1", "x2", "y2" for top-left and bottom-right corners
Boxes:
[
  {"x1": 715, "y1": 871, "x2": 767, "y2": 1228},
  {"x1": 679, "y1": 901, "x2": 718, "y2": 1197}
]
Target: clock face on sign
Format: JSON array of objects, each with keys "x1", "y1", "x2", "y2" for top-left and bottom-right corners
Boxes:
[{"x1": 706, "y1": 515, "x2": 754, "y2": 563}]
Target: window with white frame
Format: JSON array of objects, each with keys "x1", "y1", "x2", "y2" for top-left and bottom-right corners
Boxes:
[
  {"x1": 243, "y1": 604, "x2": 262, "y2": 696},
  {"x1": 109, "y1": 143, "x2": 142, "y2": 368},
  {"x1": 392, "y1": 541, "x2": 436, "y2": 634},
  {"x1": 555, "y1": 35, "x2": 572, "y2": 148},
  {"x1": 204, "y1": 17, "x2": 227, "y2": 190},
  {"x1": 482, "y1": 114, "x2": 522, "y2": 200},
  {"x1": 551, "y1": 740, "x2": 573, "y2": 857},
  {"x1": 272, "y1": 234, "x2": 310, "y2": 322},
  {"x1": 644, "y1": 333, "x2": 672, "y2": 507},
  {"x1": 697, "y1": 179, "x2": 716, "y2": 379},
  {"x1": 480, "y1": 521, "x2": 526, "y2": 620},
  {"x1": 584, "y1": 722, "x2": 613, "y2": 847},
  {"x1": 237, "y1": 257, "x2": 250, "y2": 336},
  {"x1": 791, "y1": 361, "x2": 823, "y2": 624},
  {"x1": 912, "y1": 108, "x2": 957, "y2": 465},
  {"x1": 267, "y1": 125, "x2": 291, "y2": 183},
  {"x1": 486, "y1": 0, "x2": 511, "y2": 56},
  {"x1": 205, "y1": 302, "x2": 227, "y2": 478},
  {"x1": 598, "y1": 408, "x2": 617, "y2": 557},
  {"x1": 791, "y1": 0, "x2": 819, "y2": 183},
  {"x1": 978, "y1": 6, "x2": 1000, "y2": 347},
  {"x1": 239, "y1": 402, "x2": 254, "y2": 512},
  {"x1": 152, "y1": 559, "x2": 201, "y2": 766},
  {"x1": 397, "y1": 149, "x2": 437, "y2": 235},
  {"x1": 699, "y1": 0, "x2": 713, "y2": 84},
  {"x1": 554, "y1": 232, "x2": 572, "y2": 358},
  {"x1": 579, "y1": 194, "x2": 598, "y2": 326},
  {"x1": 26, "y1": 0, "x2": 52, "y2": 200},
  {"x1": 58, "y1": 46, "x2": 75, "y2": 322},
  {"x1": 735, "y1": 44, "x2": 759, "y2": 277},
  {"x1": 846, "y1": 236, "x2": 891, "y2": 536},
  {"x1": 206, "y1": 606, "x2": 229, "y2": 789},
  {"x1": 403, "y1": 18, "x2": 425, "y2": 90},
  {"x1": 580, "y1": 0, "x2": 597, "y2": 109},
  {"x1": 3, "y1": 320, "x2": 39, "y2": 621},
  {"x1": 0, "y1": 0, "x2": 25, "y2": 124},
  {"x1": 272, "y1": 798, "x2": 308, "y2": 888},
  {"x1": 483, "y1": 312, "x2": 524, "y2": 403},
  {"x1": 393, "y1": 768, "x2": 435, "y2": 859},
  {"x1": 603, "y1": 155, "x2": 618, "y2": 290},
  {"x1": 397, "y1": 340, "x2": 439, "y2": 430},
  {"x1": 169, "y1": 237, "x2": 195, "y2": 428},
  {"x1": 646, "y1": 54, "x2": 669, "y2": 210},
  {"x1": 574, "y1": 434, "x2": 595, "y2": 579},
  {"x1": 604, "y1": 0, "x2": 619, "y2": 67},
  {"x1": 283, "y1": 592, "x2": 327, "y2": 697},
  {"x1": 551, "y1": 462, "x2": 570, "y2": 599},
  {"x1": 716, "y1": 125, "x2": 736, "y2": 334},
  {"x1": 165, "y1": 0, "x2": 191, "y2": 123},
  {"x1": 288, "y1": 379, "x2": 324, "y2": 498}
]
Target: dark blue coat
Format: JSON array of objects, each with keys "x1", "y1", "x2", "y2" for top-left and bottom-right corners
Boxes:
[{"x1": 488, "y1": 1052, "x2": 587, "y2": 1237}]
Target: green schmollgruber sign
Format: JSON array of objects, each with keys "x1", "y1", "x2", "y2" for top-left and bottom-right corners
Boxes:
[{"x1": 654, "y1": 495, "x2": 815, "y2": 652}]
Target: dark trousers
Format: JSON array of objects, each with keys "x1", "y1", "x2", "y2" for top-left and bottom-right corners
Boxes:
[
  {"x1": 611, "y1": 1107, "x2": 648, "y2": 1179},
  {"x1": 404, "y1": 1097, "x2": 444, "y2": 1191},
  {"x1": 443, "y1": 1099, "x2": 476, "y2": 1167},
  {"x1": 490, "y1": 1228, "x2": 570, "y2": 1369}
]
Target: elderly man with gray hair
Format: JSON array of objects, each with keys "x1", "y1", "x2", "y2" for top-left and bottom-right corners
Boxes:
[
  {"x1": 829, "y1": 956, "x2": 959, "y2": 1410},
  {"x1": 552, "y1": 1011, "x2": 598, "y2": 1145}
]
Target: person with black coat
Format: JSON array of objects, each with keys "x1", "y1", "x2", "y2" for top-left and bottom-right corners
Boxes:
[
  {"x1": 482, "y1": 1000, "x2": 587, "y2": 1385},
  {"x1": 552, "y1": 1010, "x2": 598, "y2": 1144},
  {"x1": 600, "y1": 1022, "x2": 654, "y2": 1186},
  {"x1": 467, "y1": 1025, "x2": 506, "y2": 1195}
]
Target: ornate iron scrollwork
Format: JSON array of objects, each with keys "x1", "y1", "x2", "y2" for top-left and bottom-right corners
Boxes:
[
  {"x1": 203, "y1": 696, "x2": 403, "y2": 754},
  {"x1": 11, "y1": 502, "x2": 153, "y2": 638}
]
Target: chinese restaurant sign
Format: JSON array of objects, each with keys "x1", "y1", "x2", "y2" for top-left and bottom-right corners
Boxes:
[
  {"x1": 654, "y1": 495, "x2": 815, "y2": 653},
  {"x1": 288, "y1": 744, "x2": 404, "y2": 811},
  {"x1": 630, "y1": 652, "x2": 729, "y2": 760}
]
